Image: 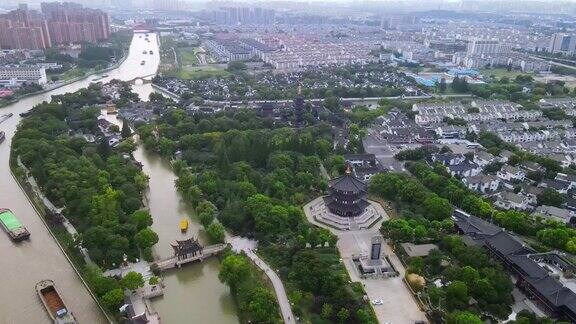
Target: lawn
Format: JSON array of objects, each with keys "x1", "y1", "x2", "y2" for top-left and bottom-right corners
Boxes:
[
  {"x1": 167, "y1": 65, "x2": 231, "y2": 80},
  {"x1": 479, "y1": 68, "x2": 533, "y2": 79},
  {"x1": 177, "y1": 47, "x2": 199, "y2": 67},
  {"x1": 48, "y1": 67, "x2": 87, "y2": 82}
]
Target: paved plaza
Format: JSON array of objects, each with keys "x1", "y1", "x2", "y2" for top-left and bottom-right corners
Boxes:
[
  {"x1": 307, "y1": 197, "x2": 382, "y2": 231},
  {"x1": 303, "y1": 199, "x2": 428, "y2": 324}
]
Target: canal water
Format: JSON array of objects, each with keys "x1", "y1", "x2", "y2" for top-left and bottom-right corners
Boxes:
[
  {"x1": 0, "y1": 33, "x2": 237, "y2": 323},
  {"x1": 132, "y1": 145, "x2": 238, "y2": 324},
  {"x1": 100, "y1": 115, "x2": 238, "y2": 324}
]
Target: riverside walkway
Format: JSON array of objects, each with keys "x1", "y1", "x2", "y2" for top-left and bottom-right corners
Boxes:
[{"x1": 228, "y1": 236, "x2": 296, "y2": 324}]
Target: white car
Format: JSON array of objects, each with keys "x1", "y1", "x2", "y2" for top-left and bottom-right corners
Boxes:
[{"x1": 372, "y1": 299, "x2": 383, "y2": 305}]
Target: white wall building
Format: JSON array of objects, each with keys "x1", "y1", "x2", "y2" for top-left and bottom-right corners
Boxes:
[
  {"x1": 0, "y1": 65, "x2": 47, "y2": 85},
  {"x1": 466, "y1": 39, "x2": 511, "y2": 55}
]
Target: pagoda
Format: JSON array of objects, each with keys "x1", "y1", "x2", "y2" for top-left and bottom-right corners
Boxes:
[
  {"x1": 293, "y1": 83, "x2": 304, "y2": 128},
  {"x1": 324, "y1": 168, "x2": 369, "y2": 217}
]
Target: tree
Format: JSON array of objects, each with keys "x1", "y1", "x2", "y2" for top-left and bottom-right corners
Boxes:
[
  {"x1": 199, "y1": 212, "x2": 215, "y2": 228},
  {"x1": 423, "y1": 195, "x2": 453, "y2": 220},
  {"x1": 149, "y1": 276, "x2": 159, "y2": 285},
  {"x1": 227, "y1": 61, "x2": 247, "y2": 72},
  {"x1": 118, "y1": 138, "x2": 137, "y2": 154},
  {"x1": 327, "y1": 233, "x2": 338, "y2": 247},
  {"x1": 206, "y1": 222, "x2": 225, "y2": 243},
  {"x1": 134, "y1": 227, "x2": 159, "y2": 249},
  {"x1": 446, "y1": 280, "x2": 468, "y2": 310},
  {"x1": 439, "y1": 78, "x2": 447, "y2": 93},
  {"x1": 446, "y1": 311, "x2": 482, "y2": 324},
  {"x1": 101, "y1": 288, "x2": 124, "y2": 309},
  {"x1": 337, "y1": 307, "x2": 350, "y2": 323},
  {"x1": 537, "y1": 188, "x2": 565, "y2": 207},
  {"x1": 219, "y1": 254, "x2": 250, "y2": 290},
  {"x1": 245, "y1": 287, "x2": 279, "y2": 323},
  {"x1": 84, "y1": 264, "x2": 120, "y2": 297},
  {"x1": 121, "y1": 271, "x2": 144, "y2": 290},
  {"x1": 315, "y1": 139, "x2": 332, "y2": 160},
  {"x1": 321, "y1": 303, "x2": 333, "y2": 319},
  {"x1": 121, "y1": 120, "x2": 131, "y2": 138},
  {"x1": 149, "y1": 92, "x2": 165, "y2": 102},
  {"x1": 129, "y1": 210, "x2": 153, "y2": 231}
]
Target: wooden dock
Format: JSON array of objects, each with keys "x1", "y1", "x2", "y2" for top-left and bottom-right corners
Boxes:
[{"x1": 153, "y1": 243, "x2": 227, "y2": 271}]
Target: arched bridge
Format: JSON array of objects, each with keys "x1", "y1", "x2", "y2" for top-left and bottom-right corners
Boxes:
[{"x1": 126, "y1": 74, "x2": 156, "y2": 84}]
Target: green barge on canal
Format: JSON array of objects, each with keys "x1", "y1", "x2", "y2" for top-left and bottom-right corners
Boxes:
[{"x1": 0, "y1": 208, "x2": 30, "y2": 241}]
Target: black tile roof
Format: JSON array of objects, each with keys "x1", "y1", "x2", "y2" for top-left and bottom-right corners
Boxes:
[
  {"x1": 329, "y1": 173, "x2": 367, "y2": 193},
  {"x1": 454, "y1": 209, "x2": 576, "y2": 321},
  {"x1": 453, "y1": 210, "x2": 502, "y2": 237}
]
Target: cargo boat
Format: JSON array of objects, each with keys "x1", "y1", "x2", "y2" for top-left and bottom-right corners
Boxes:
[
  {"x1": 36, "y1": 280, "x2": 77, "y2": 324},
  {"x1": 180, "y1": 218, "x2": 188, "y2": 232},
  {"x1": 0, "y1": 208, "x2": 30, "y2": 241},
  {"x1": 0, "y1": 113, "x2": 13, "y2": 124},
  {"x1": 0, "y1": 131, "x2": 5, "y2": 144}
]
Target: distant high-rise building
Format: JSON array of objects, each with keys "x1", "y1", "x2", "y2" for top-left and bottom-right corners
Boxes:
[
  {"x1": 466, "y1": 39, "x2": 511, "y2": 55},
  {"x1": 0, "y1": 2, "x2": 109, "y2": 49},
  {"x1": 0, "y1": 8, "x2": 51, "y2": 49},
  {"x1": 549, "y1": 33, "x2": 576, "y2": 55},
  {"x1": 212, "y1": 6, "x2": 275, "y2": 25},
  {"x1": 41, "y1": 2, "x2": 110, "y2": 44}
]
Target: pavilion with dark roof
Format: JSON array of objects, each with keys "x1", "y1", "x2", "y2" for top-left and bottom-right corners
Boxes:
[
  {"x1": 324, "y1": 171, "x2": 369, "y2": 218},
  {"x1": 171, "y1": 238, "x2": 203, "y2": 261}
]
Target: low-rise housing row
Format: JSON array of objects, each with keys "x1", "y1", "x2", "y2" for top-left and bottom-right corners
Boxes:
[{"x1": 413, "y1": 100, "x2": 541, "y2": 126}]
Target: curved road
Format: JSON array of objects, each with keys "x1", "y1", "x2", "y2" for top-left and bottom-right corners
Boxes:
[{"x1": 0, "y1": 33, "x2": 159, "y2": 323}]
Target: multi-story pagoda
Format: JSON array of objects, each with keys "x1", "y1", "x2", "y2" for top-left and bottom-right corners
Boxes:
[
  {"x1": 294, "y1": 83, "x2": 304, "y2": 128},
  {"x1": 324, "y1": 169, "x2": 369, "y2": 217}
]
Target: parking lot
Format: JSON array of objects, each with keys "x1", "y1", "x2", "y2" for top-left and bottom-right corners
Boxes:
[{"x1": 363, "y1": 129, "x2": 422, "y2": 173}]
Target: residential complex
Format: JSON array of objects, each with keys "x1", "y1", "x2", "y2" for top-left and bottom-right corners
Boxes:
[
  {"x1": 206, "y1": 6, "x2": 276, "y2": 25},
  {"x1": 0, "y1": 2, "x2": 110, "y2": 50}
]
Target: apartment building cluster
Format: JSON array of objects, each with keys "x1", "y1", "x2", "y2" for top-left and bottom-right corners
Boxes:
[
  {"x1": 410, "y1": 97, "x2": 576, "y2": 172},
  {"x1": 206, "y1": 6, "x2": 275, "y2": 25},
  {"x1": 204, "y1": 37, "x2": 275, "y2": 62},
  {"x1": 412, "y1": 100, "x2": 541, "y2": 125},
  {"x1": 451, "y1": 39, "x2": 550, "y2": 72},
  {"x1": 0, "y1": 2, "x2": 110, "y2": 50},
  {"x1": 260, "y1": 36, "x2": 378, "y2": 70}
]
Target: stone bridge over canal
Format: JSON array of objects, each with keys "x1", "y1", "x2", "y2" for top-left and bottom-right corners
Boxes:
[{"x1": 125, "y1": 73, "x2": 156, "y2": 85}]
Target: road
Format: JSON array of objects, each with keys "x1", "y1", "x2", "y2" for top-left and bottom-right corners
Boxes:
[
  {"x1": 157, "y1": 88, "x2": 474, "y2": 106},
  {"x1": 229, "y1": 236, "x2": 296, "y2": 324},
  {"x1": 529, "y1": 55, "x2": 576, "y2": 70}
]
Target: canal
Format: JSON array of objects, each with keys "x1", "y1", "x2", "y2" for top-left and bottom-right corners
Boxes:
[{"x1": 0, "y1": 33, "x2": 237, "y2": 323}]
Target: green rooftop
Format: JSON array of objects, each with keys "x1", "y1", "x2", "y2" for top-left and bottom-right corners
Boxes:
[{"x1": 0, "y1": 210, "x2": 23, "y2": 231}]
